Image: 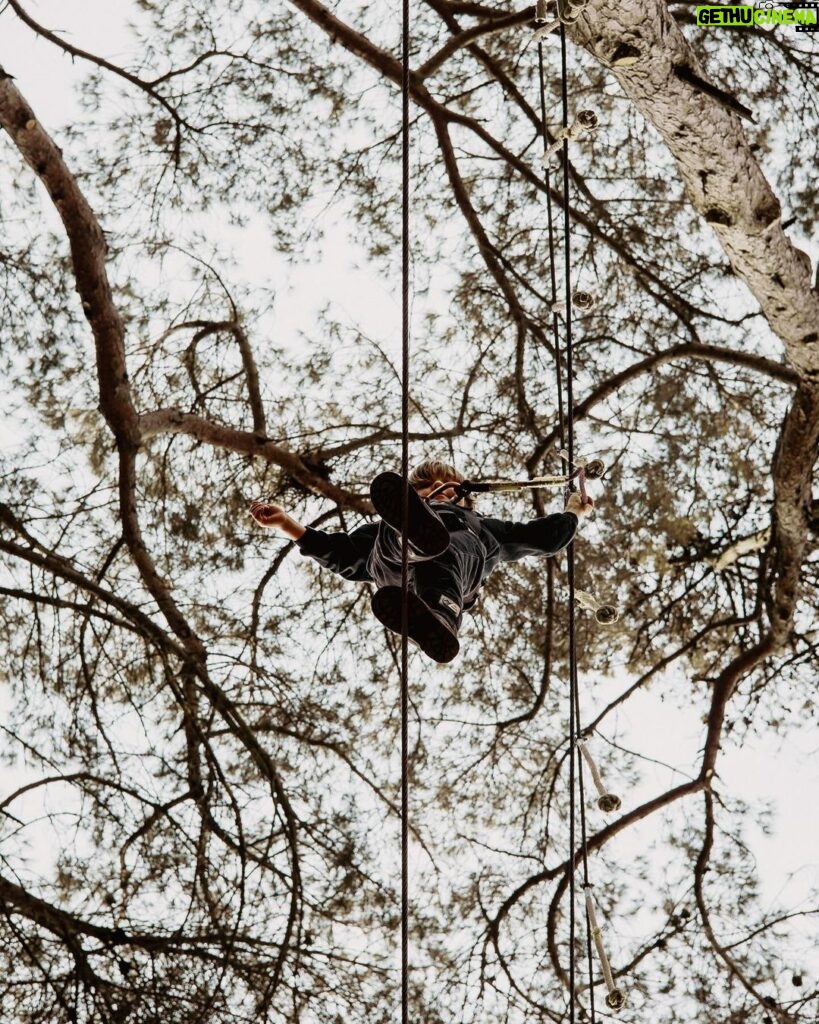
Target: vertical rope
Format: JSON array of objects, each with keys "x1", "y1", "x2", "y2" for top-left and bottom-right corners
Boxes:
[
  {"x1": 400, "y1": 1, "x2": 411, "y2": 1022},
  {"x1": 558, "y1": 24, "x2": 578, "y2": 1024},
  {"x1": 558, "y1": 21, "x2": 597, "y2": 1024},
  {"x1": 576, "y1": 693, "x2": 597, "y2": 1021},
  {"x1": 537, "y1": 42, "x2": 565, "y2": 455},
  {"x1": 538, "y1": 35, "x2": 583, "y2": 1012}
]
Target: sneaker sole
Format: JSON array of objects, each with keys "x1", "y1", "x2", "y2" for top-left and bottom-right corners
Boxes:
[
  {"x1": 370, "y1": 472, "x2": 450, "y2": 558},
  {"x1": 371, "y1": 586, "x2": 460, "y2": 664}
]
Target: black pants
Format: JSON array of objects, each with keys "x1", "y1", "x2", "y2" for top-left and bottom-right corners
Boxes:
[{"x1": 367, "y1": 521, "x2": 486, "y2": 612}]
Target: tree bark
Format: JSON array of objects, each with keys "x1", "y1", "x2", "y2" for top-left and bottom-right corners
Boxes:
[{"x1": 569, "y1": 0, "x2": 819, "y2": 373}]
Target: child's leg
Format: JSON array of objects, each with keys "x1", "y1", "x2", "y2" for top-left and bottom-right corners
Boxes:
[
  {"x1": 370, "y1": 472, "x2": 450, "y2": 557},
  {"x1": 369, "y1": 532, "x2": 484, "y2": 663},
  {"x1": 413, "y1": 529, "x2": 485, "y2": 616},
  {"x1": 371, "y1": 587, "x2": 460, "y2": 663}
]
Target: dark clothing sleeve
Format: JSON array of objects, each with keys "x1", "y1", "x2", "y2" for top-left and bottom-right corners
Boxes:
[
  {"x1": 295, "y1": 510, "x2": 576, "y2": 583},
  {"x1": 295, "y1": 522, "x2": 378, "y2": 582},
  {"x1": 479, "y1": 511, "x2": 577, "y2": 563}
]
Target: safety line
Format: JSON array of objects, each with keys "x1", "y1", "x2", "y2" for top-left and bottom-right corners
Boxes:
[
  {"x1": 556, "y1": 23, "x2": 580, "y2": 1023},
  {"x1": 575, "y1": 668, "x2": 597, "y2": 1021},
  {"x1": 543, "y1": 19, "x2": 596, "y2": 1023},
  {"x1": 399, "y1": 0, "x2": 411, "y2": 1020},
  {"x1": 537, "y1": 40, "x2": 566, "y2": 455}
]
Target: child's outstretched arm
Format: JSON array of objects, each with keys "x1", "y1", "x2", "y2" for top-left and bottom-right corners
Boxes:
[
  {"x1": 480, "y1": 490, "x2": 595, "y2": 562},
  {"x1": 249, "y1": 500, "x2": 378, "y2": 582},
  {"x1": 249, "y1": 501, "x2": 306, "y2": 540}
]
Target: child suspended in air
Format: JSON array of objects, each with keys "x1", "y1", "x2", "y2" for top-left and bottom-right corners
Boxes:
[{"x1": 250, "y1": 458, "x2": 594, "y2": 663}]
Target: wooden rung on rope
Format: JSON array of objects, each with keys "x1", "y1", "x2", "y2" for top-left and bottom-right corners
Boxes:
[
  {"x1": 578, "y1": 739, "x2": 622, "y2": 812},
  {"x1": 423, "y1": 457, "x2": 606, "y2": 502},
  {"x1": 584, "y1": 886, "x2": 627, "y2": 1010},
  {"x1": 551, "y1": 289, "x2": 596, "y2": 314},
  {"x1": 574, "y1": 588, "x2": 619, "y2": 625},
  {"x1": 542, "y1": 109, "x2": 599, "y2": 163}
]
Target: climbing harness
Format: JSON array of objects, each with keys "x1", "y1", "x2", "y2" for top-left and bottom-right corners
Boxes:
[{"x1": 533, "y1": 0, "x2": 590, "y2": 38}]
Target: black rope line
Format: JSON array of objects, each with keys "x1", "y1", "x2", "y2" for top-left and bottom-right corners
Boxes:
[
  {"x1": 537, "y1": 17, "x2": 598, "y2": 1022},
  {"x1": 563, "y1": 15, "x2": 599, "y2": 1014},
  {"x1": 538, "y1": 55, "x2": 597, "y2": 1014},
  {"x1": 576, "y1": 685, "x2": 597, "y2": 1022},
  {"x1": 400, "y1": 0, "x2": 411, "y2": 1019},
  {"x1": 556, "y1": 23, "x2": 580, "y2": 1023},
  {"x1": 537, "y1": 40, "x2": 566, "y2": 457}
]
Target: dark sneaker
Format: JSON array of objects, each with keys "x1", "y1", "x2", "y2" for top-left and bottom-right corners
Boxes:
[
  {"x1": 370, "y1": 472, "x2": 450, "y2": 558},
  {"x1": 371, "y1": 586, "x2": 460, "y2": 664}
]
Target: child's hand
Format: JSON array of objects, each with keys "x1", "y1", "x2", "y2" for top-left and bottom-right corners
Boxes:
[
  {"x1": 249, "y1": 501, "x2": 307, "y2": 541},
  {"x1": 565, "y1": 491, "x2": 594, "y2": 520},
  {"x1": 249, "y1": 500, "x2": 289, "y2": 529}
]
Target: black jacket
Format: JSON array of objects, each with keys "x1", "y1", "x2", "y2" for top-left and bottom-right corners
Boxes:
[{"x1": 295, "y1": 503, "x2": 578, "y2": 583}]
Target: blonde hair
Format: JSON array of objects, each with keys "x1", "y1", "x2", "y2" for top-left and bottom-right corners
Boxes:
[{"x1": 408, "y1": 459, "x2": 474, "y2": 508}]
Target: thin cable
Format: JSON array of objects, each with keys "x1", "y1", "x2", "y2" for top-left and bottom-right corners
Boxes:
[
  {"x1": 560, "y1": 32, "x2": 573, "y2": 472},
  {"x1": 537, "y1": 41, "x2": 566, "y2": 455},
  {"x1": 576, "y1": 689, "x2": 597, "y2": 1022},
  {"x1": 558, "y1": 24, "x2": 578, "y2": 1024},
  {"x1": 400, "y1": 0, "x2": 411, "y2": 1021},
  {"x1": 559, "y1": 22, "x2": 597, "y2": 1023},
  {"x1": 541, "y1": 20, "x2": 603, "y2": 1019},
  {"x1": 538, "y1": 26, "x2": 577, "y2": 1018}
]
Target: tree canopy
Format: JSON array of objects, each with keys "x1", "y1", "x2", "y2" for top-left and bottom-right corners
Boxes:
[{"x1": 0, "y1": 0, "x2": 817, "y2": 1021}]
